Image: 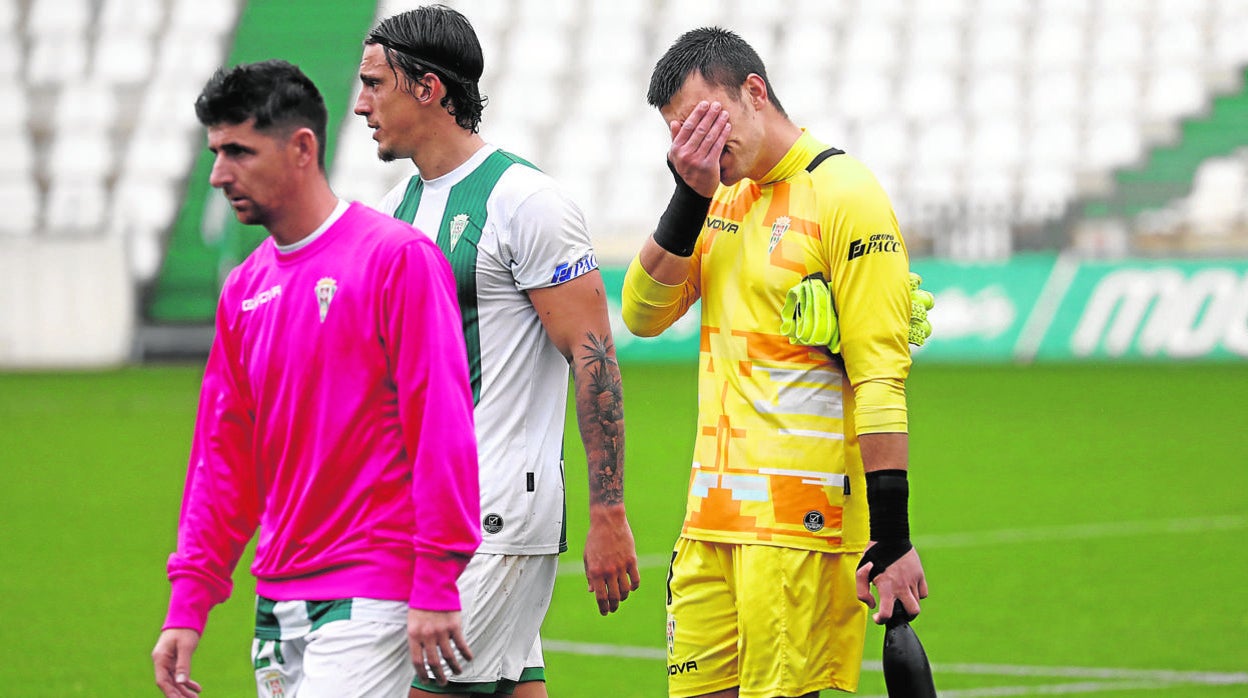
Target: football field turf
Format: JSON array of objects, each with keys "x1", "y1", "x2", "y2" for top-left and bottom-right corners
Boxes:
[{"x1": 1, "y1": 362, "x2": 1245, "y2": 696}]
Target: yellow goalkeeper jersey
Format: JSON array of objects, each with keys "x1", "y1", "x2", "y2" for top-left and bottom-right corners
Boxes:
[{"x1": 623, "y1": 131, "x2": 911, "y2": 552}]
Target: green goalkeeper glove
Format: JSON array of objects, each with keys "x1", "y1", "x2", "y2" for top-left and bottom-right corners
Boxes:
[
  {"x1": 780, "y1": 272, "x2": 936, "y2": 352},
  {"x1": 780, "y1": 272, "x2": 841, "y2": 352},
  {"x1": 908, "y1": 272, "x2": 934, "y2": 347}
]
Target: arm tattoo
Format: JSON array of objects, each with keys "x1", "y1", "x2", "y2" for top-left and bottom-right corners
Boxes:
[{"x1": 575, "y1": 332, "x2": 625, "y2": 506}]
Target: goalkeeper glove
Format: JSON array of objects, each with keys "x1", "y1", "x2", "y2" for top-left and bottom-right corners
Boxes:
[
  {"x1": 908, "y1": 273, "x2": 935, "y2": 347},
  {"x1": 781, "y1": 272, "x2": 936, "y2": 352},
  {"x1": 780, "y1": 272, "x2": 840, "y2": 352}
]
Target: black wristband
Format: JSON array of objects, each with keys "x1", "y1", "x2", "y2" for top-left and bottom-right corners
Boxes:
[
  {"x1": 652, "y1": 160, "x2": 711, "y2": 257},
  {"x1": 857, "y1": 470, "x2": 912, "y2": 581}
]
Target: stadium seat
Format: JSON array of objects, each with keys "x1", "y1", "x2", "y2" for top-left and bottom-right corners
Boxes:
[
  {"x1": 897, "y1": 68, "x2": 959, "y2": 122},
  {"x1": 25, "y1": 0, "x2": 92, "y2": 35},
  {"x1": 28, "y1": 34, "x2": 88, "y2": 85},
  {"x1": 854, "y1": 117, "x2": 910, "y2": 175},
  {"x1": 1085, "y1": 68, "x2": 1142, "y2": 124},
  {"x1": 966, "y1": 70, "x2": 1023, "y2": 123},
  {"x1": 1143, "y1": 67, "x2": 1208, "y2": 123},
  {"x1": 833, "y1": 69, "x2": 893, "y2": 123},
  {"x1": 0, "y1": 181, "x2": 40, "y2": 236},
  {"x1": 92, "y1": 33, "x2": 156, "y2": 85},
  {"x1": 1150, "y1": 18, "x2": 1204, "y2": 71},
  {"x1": 1019, "y1": 168, "x2": 1077, "y2": 221},
  {"x1": 1185, "y1": 155, "x2": 1247, "y2": 236},
  {"x1": 122, "y1": 131, "x2": 194, "y2": 180},
  {"x1": 902, "y1": 20, "x2": 962, "y2": 73},
  {"x1": 967, "y1": 19, "x2": 1025, "y2": 74},
  {"x1": 168, "y1": 0, "x2": 239, "y2": 36},
  {"x1": 0, "y1": 84, "x2": 28, "y2": 130},
  {"x1": 1090, "y1": 21, "x2": 1146, "y2": 72},
  {"x1": 0, "y1": 32, "x2": 21, "y2": 78},
  {"x1": 1029, "y1": 17, "x2": 1085, "y2": 74},
  {"x1": 1026, "y1": 70, "x2": 1081, "y2": 123},
  {"x1": 838, "y1": 18, "x2": 899, "y2": 74},
  {"x1": 55, "y1": 84, "x2": 120, "y2": 133},
  {"x1": 99, "y1": 0, "x2": 165, "y2": 36},
  {"x1": 0, "y1": 133, "x2": 33, "y2": 179},
  {"x1": 45, "y1": 180, "x2": 109, "y2": 234},
  {"x1": 1026, "y1": 119, "x2": 1081, "y2": 171},
  {"x1": 913, "y1": 118, "x2": 968, "y2": 174},
  {"x1": 47, "y1": 133, "x2": 115, "y2": 180},
  {"x1": 1082, "y1": 118, "x2": 1143, "y2": 172}
]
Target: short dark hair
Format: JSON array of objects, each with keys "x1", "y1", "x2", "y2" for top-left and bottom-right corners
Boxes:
[
  {"x1": 194, "y1": 59, "x2": 329, "y2": 170},
  {"x1": 366, "y1": 5, "x2": 487, "y2": 132},
  {"x1": 647, "y1": 27, "x2": 786, "y2": 116}
]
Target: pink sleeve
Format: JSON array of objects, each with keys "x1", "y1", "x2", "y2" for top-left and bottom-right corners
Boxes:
[
  {"x1": 163, "y1": 298, "x2": 261, "y2": 633},
  {"x1": 382, "y1": 239, "x2": 481, "y2": 611}
]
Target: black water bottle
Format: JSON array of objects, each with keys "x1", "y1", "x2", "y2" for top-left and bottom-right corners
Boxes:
[{"x1": 882, "y1": 601, "x2": 937, "y2": 697}]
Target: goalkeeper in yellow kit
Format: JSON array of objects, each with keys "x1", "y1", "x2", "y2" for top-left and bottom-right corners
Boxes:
[{"x1": 622, "y1": 27, "x2": 931, "y2": 698}]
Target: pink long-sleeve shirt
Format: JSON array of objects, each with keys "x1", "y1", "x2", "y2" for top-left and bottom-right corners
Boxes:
[{"x1": 163, "y1": 201, "x2": 480, "y2": 634}]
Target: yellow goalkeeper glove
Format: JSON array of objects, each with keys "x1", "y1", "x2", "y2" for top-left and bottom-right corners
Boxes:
[
  {"x1": 781, "y1": 272, "x2": 935, "y2": 352},
  {"x1": 908, "y1": 272, "x2": 934, "y2": 347},
  {"x1": 780, "y1": 273, "x2": 840, "y2": 352}
]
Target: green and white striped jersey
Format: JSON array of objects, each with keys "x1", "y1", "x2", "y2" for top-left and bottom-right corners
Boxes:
[{"x1": 379, "y1": 144, "x2": 597, "y2": 555}]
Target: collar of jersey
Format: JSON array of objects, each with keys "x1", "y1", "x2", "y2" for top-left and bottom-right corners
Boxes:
[{"x1": 758, "y1": 129, "x2": 825, "y2": 185}]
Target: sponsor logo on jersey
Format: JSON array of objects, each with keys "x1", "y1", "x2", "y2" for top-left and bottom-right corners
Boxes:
[
  {"x1": 705, "y1": 217, "x2": 739, "y2": 234},
  {"x1": 768, "y1": 216, "x2": 791, "y2": 253},
  {"x1": 848, "y1": 233, "x2": 902, "y2": 261},
  {"x1": 483, "y1": 513, "x2": 504, "y2": 534},
  {"x1": 449, "y1": 213, "x2": 470, "y2": 251},
  {"x1": 242, "y1": 285, "x2": 282, "y2": 312},
  {"x1": 315, "y1": 277, "x2": 337, "y2": 323},
  {"x1": 803, "y1": 510, "x2": 825, "y2": 532},
  {"x1": 550, "y1": 252, "x2": 598, "y2": 284},
  {"x1": 668, "y1": 660, "x2": 699, "y2": 675}
]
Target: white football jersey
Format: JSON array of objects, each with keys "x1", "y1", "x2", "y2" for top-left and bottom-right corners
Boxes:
[{"x1": 378, "y1": 144, "x2": 597, "y2": 554}]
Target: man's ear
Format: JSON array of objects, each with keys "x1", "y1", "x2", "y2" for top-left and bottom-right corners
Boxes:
[
  {"x1": 743, "y1": 73, "x2": 769, "y2": 109},
  {"x1": 289, "y1": 127, "x2": 320, "y2": 168}
]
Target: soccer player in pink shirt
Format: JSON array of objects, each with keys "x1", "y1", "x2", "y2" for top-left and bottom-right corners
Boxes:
[{"x1": 151, "y1": 60, "x2": 481, "y2": 698}]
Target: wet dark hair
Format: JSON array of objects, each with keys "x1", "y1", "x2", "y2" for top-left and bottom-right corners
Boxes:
[
  {"x1": 647, "y1": 26, "x2": 786, "y2": 116},
  {"x1": 194, "y1": 59, "x2": 329, "y2": 170},
  {"x1": 365, "y1": 4, "x2": 487, "y2": 132}
]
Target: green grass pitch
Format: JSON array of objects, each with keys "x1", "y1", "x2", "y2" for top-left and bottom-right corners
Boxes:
[{"x1": 1, "y1": 362, "x2": 1245, "y2": 696}]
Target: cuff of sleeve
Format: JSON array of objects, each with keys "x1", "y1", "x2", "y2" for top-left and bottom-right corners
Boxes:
[
  {"x1": 163, "y1": 577, "x2": 216, "y2": 634},
  {"x1": 409, "y1": 554, "x2": 471, "y2": 612},
  {"x1": 623, "y1": 257, "x2": 685, "y2": 305},
  {"x1": 853, "y1": 377, "x2": 908, "y2": 433}
]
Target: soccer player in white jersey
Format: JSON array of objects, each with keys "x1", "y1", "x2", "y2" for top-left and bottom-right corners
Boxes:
[{"x1": 353, "y1": 6, "x2": 640, "y2": 697}]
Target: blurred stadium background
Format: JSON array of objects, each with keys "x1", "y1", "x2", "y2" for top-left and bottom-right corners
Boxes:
[
  {"x1": 2, "y1": 1, "x2": 1247, "y2": 697},
  {"x1": 1, "y1": 0, "x2": 1247, "y2": 366}
]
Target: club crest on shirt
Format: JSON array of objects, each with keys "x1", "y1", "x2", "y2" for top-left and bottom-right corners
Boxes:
[
  {"x1": 768, "y1": 216, "x2": 791, "y2": 253},
  {"x1": 449, "y1": 213, "x2": 470, "y2": 251},
  {"x1": 259, "y1": 670, "x2": 286, "y2": 698},
  {"x1": 315, "y1": 277, "x2": 337, "y2": 323},
  {"x1": 803, "y1": 510, "x2": 825, "y2": 532}
]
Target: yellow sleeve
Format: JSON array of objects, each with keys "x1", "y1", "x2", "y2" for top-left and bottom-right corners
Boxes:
[
  {"x1": 621, "y1": 251, "x2": 702, "y2": 337},
  {"x1": 821, "y1": 160, "x2": 912, "y2": 434}
]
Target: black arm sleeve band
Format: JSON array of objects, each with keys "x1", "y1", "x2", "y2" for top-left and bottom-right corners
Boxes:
[
  {"x1": 652, "y1": 160, "x2": 711, "y2": 257},
  {"x1": 857, "y1": 469, "x2": 913, "y2": 581}
]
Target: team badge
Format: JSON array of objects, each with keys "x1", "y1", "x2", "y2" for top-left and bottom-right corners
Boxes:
[
  {"x1": 449, "y1": 213, "x2": 470, "y2": 251},
  {"x1": 803, "y1": 510, "x2": 825, "y2": 532},
  {"x1": 768, "y1": 216, "x2": 791, "y2": 254},
  {"x1": 482, "y1": 513, "x2": 504, "y2": 534},
  {"x1": 260, "y1": 670, "x2": 286, "y2": 698},
  {"x1": 315, "y1": 277, "x2": 337, "y2": 323}
]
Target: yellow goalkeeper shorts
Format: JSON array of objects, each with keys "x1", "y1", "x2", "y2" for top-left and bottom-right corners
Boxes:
[{"x1": 665, "y1": 537, "x2": 866, "y2": 698}]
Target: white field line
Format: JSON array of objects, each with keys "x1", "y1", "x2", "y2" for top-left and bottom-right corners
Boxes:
[
  {"x1": 543, "y1": 640, "x2": 1248, "y2": 695},
  {"x1": 857, "y1": 680, "x2": 1166, "y2": 697},
  {"x1": 556, "y1": 515, "x2": 1248, "y2": 577}
]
